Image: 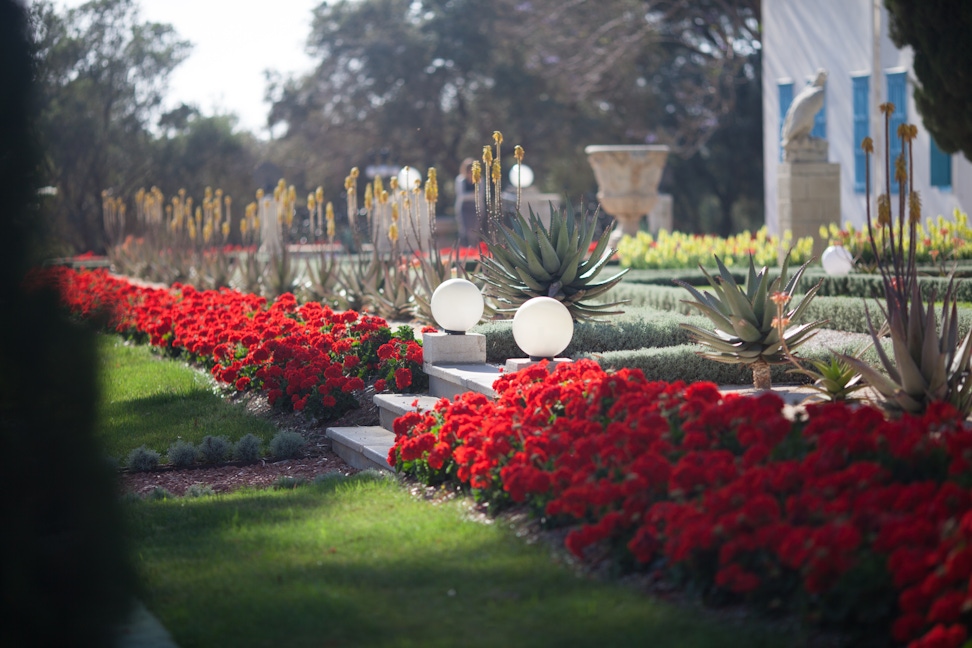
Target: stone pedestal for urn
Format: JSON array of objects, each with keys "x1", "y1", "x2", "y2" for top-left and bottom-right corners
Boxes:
[{"x1": 585, "y1": 145, "x2": 670, "y2": 248}]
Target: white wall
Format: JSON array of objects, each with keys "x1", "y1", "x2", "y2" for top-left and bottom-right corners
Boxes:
[{"x1": 763, "y1": 0, "x2": 968, "y2": 234}]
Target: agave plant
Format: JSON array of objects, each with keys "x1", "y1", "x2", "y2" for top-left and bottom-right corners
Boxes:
[
  {"x1": 305, "y1": 250, "x2": 346, "y2": 309},
  {"x1": 843, "y1": 280, "x2": 972, "y2": 414},
  {"x1": 370, "y1": 260, "x2": 415, "y2": 322},
  {"x1": 262, "y1": 245, "x2": 301, "y2": 299},
  {"x1": 675, "y1": 253, "x2": 826, "y2": 390},
  {"x1": 839, "y1": 106, "x2": 972, "y2": 417},
  {"x1": 479, "y1": 202, "x2": 628, "y2": 321},
  {"x1": 788, "y1": 351, "x2": 868, "y2": 403},
  {"x1": 409, "y1": 244, "x2": 485, "y2": 326}
]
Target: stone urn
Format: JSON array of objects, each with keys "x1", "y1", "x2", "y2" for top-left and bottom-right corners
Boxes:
[{"x1": 585, "y1": 145, "x2": 669, "y2": 247}]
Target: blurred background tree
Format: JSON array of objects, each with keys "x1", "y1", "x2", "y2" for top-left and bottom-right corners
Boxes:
[
  {"x1": 3, "y1": 1, "x2": 136, "y2": 644},
  {"x1": 30, "y1": 0, "x2": 190, "y2": 252},
  {"x1": 885, "y1": 0, "x2": 972, "y2": 162},
  {"x1": 31, "y1": 0, "x2": 765, "y2": 253}
]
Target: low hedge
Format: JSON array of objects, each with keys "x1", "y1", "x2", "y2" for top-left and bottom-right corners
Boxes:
[
  {"x1": 797, "y1": 268, "x2": 972, "y2": 302},
  {"x1": 473, "y1": 306, "x2": 888, "y2": 385},
  {"x1": 473, "y1": 307, "x2": 703, "y2": 362},
  {"x1": 598, "y1": 282, "x2": 972, "y2": 335},
  {"x1": 621, "y1": 265, "x2": 972, "y2": 302},
  {"x1": 584, "y1": 339, "x2": 888, "y2": 384}
]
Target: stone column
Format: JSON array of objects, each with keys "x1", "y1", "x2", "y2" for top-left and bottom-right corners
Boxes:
[{"x1": 777, "y1": 140, "x2": 840, "y2": 259}]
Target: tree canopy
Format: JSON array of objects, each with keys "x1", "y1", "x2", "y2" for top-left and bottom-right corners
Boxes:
[
  {"x1": 885, "y1": 0, "x2": 972, "y2": 162},
  {"x1": 31, "y1": 0, "x2": 191, "y2": 251},
  {"x1": 267, "y1": 0, "x2": 763, "y2": 230},
  {"x1": 29, "y1": 0, "x2": 765, "y2": 251}
]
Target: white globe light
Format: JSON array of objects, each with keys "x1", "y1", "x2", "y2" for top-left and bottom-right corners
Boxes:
[
  {"x1": 508, "y1": 163, "x2": 534, "y2": 189},
  {"x1": 512, "y1": 297, "x2": 574, "y2": 359},
  {"x1": 821, "y1": 245, "x2": 854, "y2": 276},
  {"x1": 430, "y1": 278, "x2": 484, "y2": 333},
  {"x1": 397, "y1": 166, "x2": 423, "y2": 190}
]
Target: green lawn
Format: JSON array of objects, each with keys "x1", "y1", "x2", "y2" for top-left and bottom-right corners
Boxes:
[
  {"x1": 97, "y1": 336, "x2": 276, "y2": 460},
  {"x1": 107, "y1": 335, "x2": 803, "y2": 647}
]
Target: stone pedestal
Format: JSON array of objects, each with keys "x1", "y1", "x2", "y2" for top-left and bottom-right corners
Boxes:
[
  {"x1": 648, "y1": 194, "x2": 673, "y2": 236},
  {"x1": 502, "y1": 188, "x2": 562, "y2": 229},
  {"x1": 777, "y1": 161, "x2": 840, "y2": 259},
  {"x1": 421, "y1": 331, "x2": 486, "y2": 365},
  {"x1": 504, "y1": 358, "x2": 572, "y2": 374}
]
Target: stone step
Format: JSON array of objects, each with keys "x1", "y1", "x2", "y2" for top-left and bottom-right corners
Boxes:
[
  {"x1": 424, "y1": 362, "x2": 502, "y2": 399},
  {"x1": 326, "y1": 426, "x2": 396, "y2": 472},
  {"x1": 374, "y1": 393, "x2": 443, "y2": 432}
]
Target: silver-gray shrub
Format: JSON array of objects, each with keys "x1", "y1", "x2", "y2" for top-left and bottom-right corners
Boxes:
[
  {"x1": 198, "y1": 435, "x2": 231, "y2": 464},
  {"x1": 234, "y1": 433, "x2": 263, "y2": 463},
  {"x1": 126, "y1": 445, "x2": 160, "y2": 472},
  {"x1": 270, "y1": 430, "x2": 304, "y2": 459},
  {"x1": 167, "y1": 440, "x2": 197, "y2": 468}
]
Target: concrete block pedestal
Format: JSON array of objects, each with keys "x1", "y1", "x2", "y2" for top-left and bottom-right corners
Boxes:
[
  {"x1": 778, "y1": 161, "x2": 840, "y2": 260},
  {"x1": 421, "y1": 331, "x2": 486, "y2": 365},
  {"x1": 504, "y1": 358, "x2": 572, "y2": 374}
]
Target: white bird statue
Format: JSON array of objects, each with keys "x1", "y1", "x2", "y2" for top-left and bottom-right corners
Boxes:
[{"x1": 781, "y1": 69, "x2": 828, "y2": 150}]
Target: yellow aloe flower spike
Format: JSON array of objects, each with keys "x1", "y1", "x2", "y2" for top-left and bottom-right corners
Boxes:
[{"x1": 909, "y1": 191, "x2": 922, "y2": 225}]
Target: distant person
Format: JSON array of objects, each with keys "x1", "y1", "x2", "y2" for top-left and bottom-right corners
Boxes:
[{"x1": 454, "y1": 158, "x2": 486, "y2": 247}]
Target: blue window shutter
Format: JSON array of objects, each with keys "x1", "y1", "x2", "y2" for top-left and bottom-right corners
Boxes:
[
  {"x1": 852, "y1": 75, "x2": 869, "y2": 193},
  {"x1": 811, "y1": 87, "x2": 826, "y2": 139},
  {"x1": 930, "y1": 136, "x2": 952, "y2": 189},
  {"x1": 886, "y1": 71, "x2": 907, "y2": 192},
  {"x1": 779, "y1": 82, "x2": 794, "y2": 161}
]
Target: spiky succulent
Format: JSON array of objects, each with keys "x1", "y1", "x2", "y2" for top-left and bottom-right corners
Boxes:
[
  {"x1": 675, "y1": 253, "x2": 825, "y2": 389},
  {"x1": 842, "y1": 279, "x2": 972, "y2": 416},
  {"x1": 480, "y1": 202, "x2": 627, "y2": 321}
]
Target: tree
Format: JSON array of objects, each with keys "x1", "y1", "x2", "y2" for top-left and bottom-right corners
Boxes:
[
  {"x1": 494, "y1": 0, "x2": 761, "y2": 157},
  {"x1": 148, "y1": 111, "x2": 262, "y2": 222},
  {"x1": 30, "y1": 0, "x2": 190, "y2": 252},
  {"x1": 885, "y1": 0, "x2": 972, "y2": 161},
  {"x1": 667, "y1": 53, "x2": 764, "y2": 236},
  {"x1": 2, "y1": 2, "x2": 136, "y2": 645},
  {"x1": 269, "y1": 0, "x2": 764, "y2": 235}
]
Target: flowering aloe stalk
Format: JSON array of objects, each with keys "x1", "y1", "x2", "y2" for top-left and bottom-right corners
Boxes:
[
  {"x1": 675, "y1": 252, "x2": 825, "y2": 390},
  {"x1": 840, "y1": 106, "x2": 972, "y2": 417}
]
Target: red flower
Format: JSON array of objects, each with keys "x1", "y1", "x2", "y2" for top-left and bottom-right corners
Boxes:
[{"x1": 395, "y1": 367, "x2": 412, "y2": 390}]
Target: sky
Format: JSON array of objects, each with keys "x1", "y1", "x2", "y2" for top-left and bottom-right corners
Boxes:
[{"x1": 52, "y1": 0, "x2": 322, "y2": 137}]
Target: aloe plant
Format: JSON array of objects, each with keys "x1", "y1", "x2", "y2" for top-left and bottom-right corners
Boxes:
[
  {"x1": 675, "y1": 253, "x2": 825, "y2": 390},
  {"x1": 844, "y1": 280, "x2": 972, "y2": 414},
  {"x1": 480, "y1": 202, "x2": 628, "y2": 321},
  {"x1": 839, "y1": 105, "x2": 972, "y2": 417}
]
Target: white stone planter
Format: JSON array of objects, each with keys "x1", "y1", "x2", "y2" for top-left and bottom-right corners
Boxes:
[{"x1": 585, "y1": 145, "x2": 669, "y2": 246}]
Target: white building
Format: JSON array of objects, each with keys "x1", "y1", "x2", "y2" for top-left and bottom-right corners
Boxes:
[{"x1": 762, "y1": 0, "x2": 971, "y2": 234}]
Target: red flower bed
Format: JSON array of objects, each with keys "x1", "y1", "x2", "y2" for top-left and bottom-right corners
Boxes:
[
  {"x1": 34, "y1": 266, "x2": 426, "y2": 419},
  {"x1": 390, "y1": 359, "x2": 972, "y2": 647}
]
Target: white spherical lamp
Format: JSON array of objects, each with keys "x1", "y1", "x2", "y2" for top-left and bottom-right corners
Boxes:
[
  {"x1": 397, "y1": 166, "x2": 423, "y2": 190},
  {"x1": 512, "y1": 297, "x2": 574, "y2": 360},
  {"x1": 431, "y1": 278, "x2": 484, "y2": 334},
  {"x1": 821, "y1": 245, "x2": 854, "y2": 276},
  {"x1": 508, "y1": 163, "x2": 534, "y2": 189}
]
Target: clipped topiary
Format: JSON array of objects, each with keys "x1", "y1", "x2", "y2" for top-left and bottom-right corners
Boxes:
[
  {"x1": 198, "y1": 435, "x2": 232, "y2": 464},
  {"x1": 127, "y1": 446, "x2": 161, "y2": 472},
  {"x1": 167, "y1": 440, "x2": 197, "y2": 468},
  {"x1": 270, "y1": 430, "x2": 305, "y2": 459},
  {"x1": 234, "y1": 433, "x2": 263, "y2": 463}
]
